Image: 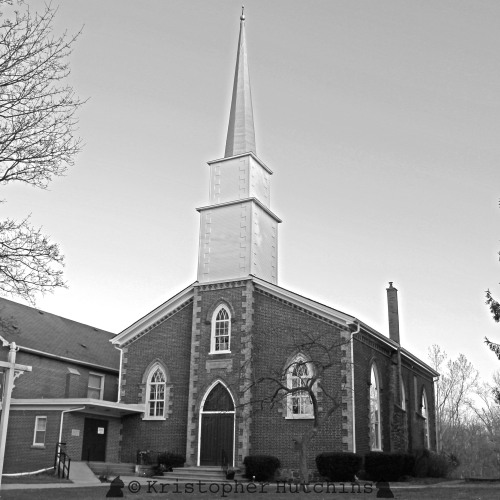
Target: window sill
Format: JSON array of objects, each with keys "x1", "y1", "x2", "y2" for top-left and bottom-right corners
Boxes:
[
  {"x1": 209, "y1": 350, "x2": 231, "y2": 355},
  {"x1": 285, "y1": 415, "x2": 314, "y2": 420},
  {"x1": 142, "y1": 416, "x2": 166, "y2": 421},
  {"x1": 31, "y1": 445, "x2": 46, "y2": 449}
]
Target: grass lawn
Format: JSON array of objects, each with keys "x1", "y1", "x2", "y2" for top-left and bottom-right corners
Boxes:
[{"x1": 0, "y1": 481, "x2": 499, "y2": 500}]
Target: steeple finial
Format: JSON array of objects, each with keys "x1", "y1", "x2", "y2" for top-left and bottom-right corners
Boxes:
[{"x1": 224, "y1": 8, "x2": 256, "y2": 158}]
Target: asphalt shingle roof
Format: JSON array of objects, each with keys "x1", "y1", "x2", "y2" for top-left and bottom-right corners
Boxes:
[{"x1": 0, "y1": 297, "x2": 119, "y2": 371}]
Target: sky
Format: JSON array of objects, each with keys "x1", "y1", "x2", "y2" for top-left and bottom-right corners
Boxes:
[{"x1": 3, "y1": 1, "x2": 500, "y2": 382}]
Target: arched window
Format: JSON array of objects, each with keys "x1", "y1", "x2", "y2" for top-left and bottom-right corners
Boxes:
[
  {"x1": 369, "y1": 365, "x2": 382, "y2": 450},
  {"x1": 210, "y1": 305, "x2": 231, "y2": 353},
  {"x1": 422, "y1": 388, "x2": 430, "y2": 448},
  {"x1": 286, "y1": 355, "x2": 314, "y2": 419},
  {"x1": 146, "y1": 365, "x2": 167, "y2": 419},
  {"x1": 400, "y1": 377, "x2": 406, "y2": 411}
]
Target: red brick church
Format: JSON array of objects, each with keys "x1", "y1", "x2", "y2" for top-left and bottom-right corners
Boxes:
[
  {"x1": 110, "y1": 12, "x2": 438, "y2": 470},
  {"x1": 0, "y1": 12, "x2": 437, "y2": 475}
]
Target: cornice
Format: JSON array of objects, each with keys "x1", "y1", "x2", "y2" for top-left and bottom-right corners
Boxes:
[
  {"x1": 207, "y1": 152, "x2": 273, "y2": 175},
  {"x1": 196, "y1": 197, "x2": 282, "y2": 223},
  {"x1": 252, "y1": 276, "x2": 439, "y2": 377}
]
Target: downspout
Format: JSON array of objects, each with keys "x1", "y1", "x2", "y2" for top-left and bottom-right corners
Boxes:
[
  {"x1": 56, "y1": 406, "x2": 86, "y2": 469},
  {"x1": 347, "y1": 320, "x2": 361, "y2": 454},
  {"x1": 433, "y1": 375, "x2": 440, "y2": 452},
  {"x1": 114, "y1": 346, "x2": 124, "y2": 403},
  {"x1": 58, "y1": 407, "x2": 86, "y2": 445}
]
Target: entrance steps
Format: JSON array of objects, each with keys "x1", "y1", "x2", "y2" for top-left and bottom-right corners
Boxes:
[
  {"x1": 155, "y1": 466, "x2": 245, "y2": 483},
  {"x1": 87, "y1": 461, "x2": 136, "y2": 477}
]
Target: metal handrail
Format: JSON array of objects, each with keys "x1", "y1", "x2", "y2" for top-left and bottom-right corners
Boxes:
[{"x1": 54, "y1": 442, "x2": 71, "y2": 479}]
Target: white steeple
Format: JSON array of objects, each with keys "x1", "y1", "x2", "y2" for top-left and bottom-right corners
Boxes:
[{"x1": 196, "y1": 11, "x2": 281, "y2": 284}]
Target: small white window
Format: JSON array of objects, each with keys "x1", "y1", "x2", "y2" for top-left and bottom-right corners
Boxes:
[
  {"x1": 286, "y1": 355, "x2": 314, "y2": 419},
  {"x1": 33, "y1": 416, "x2": 47, "y2": 446},
  {"x1": 210, "y1": 305, "x2": 231, "y2": 353},
  {"x1": 146, "y1": 366, "x2": 166, "y2": 419},
  {"x1": 370, "y1": 365, "x2": 382, "y2": 450},
  {"x1": 87, "y1": 373, "x2": 104, "y2": 399},
  {"x1": 422, "y1": 389, "x2": 430, "y2": 448}
]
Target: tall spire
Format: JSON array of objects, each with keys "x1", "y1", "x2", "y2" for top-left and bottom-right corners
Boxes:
[{"x1": 224, "y1": 7, "x2": 256, "y2": 158}]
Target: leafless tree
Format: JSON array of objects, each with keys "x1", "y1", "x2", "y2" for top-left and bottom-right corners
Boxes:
[
  {"x1": 469, "y1": 373, "x2": 500, "y2": 477},
  {"x1": 428, "y1": 345, "x2": 479, "y2": 455},
  {"x1": 0, "y1": 1, "x2": 83, "y2": 302},
  {"x1": 240, "y1": 327, "x2": 350, "y2": 484}
]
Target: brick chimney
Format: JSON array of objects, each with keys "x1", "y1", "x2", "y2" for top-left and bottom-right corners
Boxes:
[{"x1": 386, "y1": 282, "x2": 400, "y2": 344}]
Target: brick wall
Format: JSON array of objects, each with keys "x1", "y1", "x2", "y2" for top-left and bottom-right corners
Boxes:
[
  {"x1": 250, "y1": 289, "x2": 345, "y2": 470},
  {"x1": 63, "y1": 413, "x2": 84, "y2": 459},
  {"x1": 119, "y1": 301, "x2": 193, "y2": 462},
  {"x1": 354, "y1": 331, "x2": 436, "y2": 455},
  {"x1": 61, "y1": 413, "x2": 121, "y2": 463},
  {"x1": 185, "y1": 280, "x2": 249, "y2": 466},
  {"x1": 10, "y1": 351, "x2": 118, "y2": 401},
  {"x1": 4, "y1": 410, "x2": 61, "y2": 473}
]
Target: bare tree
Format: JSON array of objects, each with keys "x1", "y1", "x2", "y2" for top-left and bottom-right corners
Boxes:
[
  {"x1": 0, "y1": 1, "x2": 83, "y2": 302},
  {"x1": 470, "y1": 373, "x2": 500, "y2": 477},
  {"x1": 428, "y1": 347, "x2": 478, "y2": 454},
  {"x1": 0, "y1": 217, "x2": 64, "y2": 300},
  {"x1": 240, "y1": 327, "x2": 349, "y2": 484}
]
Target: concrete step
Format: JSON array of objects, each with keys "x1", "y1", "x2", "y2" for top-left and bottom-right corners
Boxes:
[
  {"x1": 154, "y1": 466, "x2": 245, "y2": 483},
  {"x1": 87, "y1": 461, "x2": 135, "y2": 476}
]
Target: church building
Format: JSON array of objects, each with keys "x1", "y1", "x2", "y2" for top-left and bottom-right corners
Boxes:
[{"x1": 111, "y1": 12, "x2": 438, "y2": 471}]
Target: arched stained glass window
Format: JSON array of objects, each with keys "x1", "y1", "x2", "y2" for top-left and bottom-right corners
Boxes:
[
  {"x1": 422, "y1": 388, "x2": 430, "y2": 448},
  {"x1": 370, "y1": 365, "x2": 382, "y2": 450},
  {"x1": 400, "y1": 377, "x2": 406, "y2": 411},
  {"x1": 147, "y1": 366, "x2": 166, "y2": 418},
  {"x1": 286, "y1": 355, "x2": 313, "y2": 418},
  {"x1": 210, "y1": 305, "x2": 231, "y2": 353}
]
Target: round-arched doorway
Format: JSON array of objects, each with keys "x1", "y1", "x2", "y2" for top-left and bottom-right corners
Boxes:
[{"x1": 198, "y1": 382, "x2": 235, "y2": 466}]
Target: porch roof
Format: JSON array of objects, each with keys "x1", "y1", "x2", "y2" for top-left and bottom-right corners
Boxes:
[{"x1": 10, "y1": 398, "x2": 145, "y2": 418}]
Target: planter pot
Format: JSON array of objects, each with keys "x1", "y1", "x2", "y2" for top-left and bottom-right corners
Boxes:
[{"x1": 136, "y1": 465, "x2": 155, "y2": 477}]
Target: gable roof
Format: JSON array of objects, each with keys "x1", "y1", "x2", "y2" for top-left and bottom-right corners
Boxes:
[
  {"x1": 111, "y1": 283, "x2": 195, "y2": 347},
  {"x1": 111, "y1": 276, "x2": 438, "y2": 378},
  {"x1": 0, "y1": 297, "x2": 119, "y2": 371},
  {"x1": 253, "y1": 276, "x2": 439, "y2": 377}
]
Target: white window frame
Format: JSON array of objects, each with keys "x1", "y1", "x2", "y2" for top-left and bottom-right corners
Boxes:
[
  {"x1": 210, "y1": 304, "x2": 231, "y2": 354},
  {"x1": 33, "y1": 416, "x2": 47, "y2": 447},
  {"x1": 370, "y1": 365, "x2": 382, "y2": 450},
  {"x1": 144, "y1": 364, "x2": 167, "y2": 420},
  {"x1": 422, "y1": 388, "x2": 430, "y2": 449},
  {"x1": 285, "y1": 355, "x2": 314, "y2": 419},
  {"x1": 87, "y1": 372, "x2": 105, "y2": 399}
]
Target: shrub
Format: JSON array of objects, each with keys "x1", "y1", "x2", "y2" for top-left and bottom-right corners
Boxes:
[
  {"x1": 427, "y1": 451, "x2": 451, "y2": 477},
  {"x1": 365, "y1": 452, "x2": 415, "y2": 481},
  {"x1": 243, "y1": 455, "x2": 281, "y2": 481},
  {"x1": 315, "y1": 452, "x2": 363, "y2": 482},
  {"x1": 158, "y1": 452, "x2": 185, "y2": 470}
]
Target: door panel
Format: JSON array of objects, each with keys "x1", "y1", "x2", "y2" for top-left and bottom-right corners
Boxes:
[
  {"x1": 200, "y1": 414, "x2": 233, "y2": 466},
  {"x1": 81, "y1": 418, "x2": 108, "y2": 461}
]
